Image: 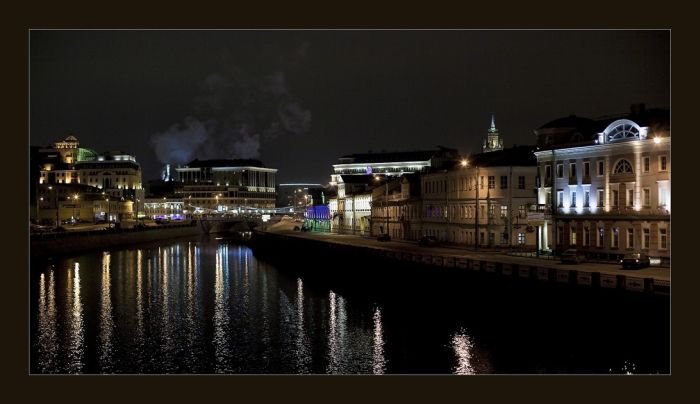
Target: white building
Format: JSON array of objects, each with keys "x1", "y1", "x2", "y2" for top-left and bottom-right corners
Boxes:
[
  {"x1": 174, "y1": 159, "x2": 277, "y2": 215},
  {"x1": 534, "y1": 105, "x2": 670, "y2": 262}
]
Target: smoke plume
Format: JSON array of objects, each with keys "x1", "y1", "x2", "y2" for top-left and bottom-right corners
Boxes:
[{"x1": 151, "y1": 49, "x2": 311, "y2": 166}]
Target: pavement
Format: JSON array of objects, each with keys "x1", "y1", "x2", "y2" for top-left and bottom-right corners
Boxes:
[{"x1": 263, "y1": 227, "x2": 671, "y2": 282}]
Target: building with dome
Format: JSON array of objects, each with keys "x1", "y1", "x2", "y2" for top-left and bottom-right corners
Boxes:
[
  {"x1": 32, "y1": 135, "x2": 144, "y2": 225},
  {"x1": 533, "y1": 104, "x2": 670, "y2": 263}
]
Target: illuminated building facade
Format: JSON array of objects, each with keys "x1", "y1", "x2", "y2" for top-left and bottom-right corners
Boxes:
[
  {"x1": 421, "y1": 146, "x2": 538, "y2": 247},
  {"x1": 370, "y1": 174, "x2": 422, "y2": 240},
  {"x1": 329, "y1": 148, "x2": 459, "y2": 235},
  {"x1": 143, "y1": 197, "x2": 184, "y2": 220},
  {"x1": 34, "y1": 136, "x2": 143, "y2": 224},
  {"x1": 174, "y1": 159, "x2": 277, "y2": 215},
  {"x1": 534, "y1": 105, "x2": 670, "y2": 262}
]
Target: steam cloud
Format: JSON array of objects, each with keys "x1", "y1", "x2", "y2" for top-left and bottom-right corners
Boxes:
[{"x1": 151, "y1": 52, "x2": 311, "y2": 165}]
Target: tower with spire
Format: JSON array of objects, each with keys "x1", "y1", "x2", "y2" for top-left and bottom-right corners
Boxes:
[{"x1": 483, "y1": 114, "x2": 504, "y2": 153}]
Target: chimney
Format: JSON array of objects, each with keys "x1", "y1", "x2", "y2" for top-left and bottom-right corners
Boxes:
[{"x1": 631, "y1": 103, "x2": 646, "y2": 116}]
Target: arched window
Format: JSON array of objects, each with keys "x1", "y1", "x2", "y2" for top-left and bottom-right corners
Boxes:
[
  {"x1": 606, "y1": 121, "x2": 641, "y2": 143},
  {"x1": 613, "y1": 159, "x2": 633, "y2": 174}
]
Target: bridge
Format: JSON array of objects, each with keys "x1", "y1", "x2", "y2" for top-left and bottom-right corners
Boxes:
[{"x1": 196, "y1": 216, "x2": 262, "y2": 235}]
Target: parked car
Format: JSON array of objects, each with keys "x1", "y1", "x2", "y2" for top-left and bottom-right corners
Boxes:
[
  {"x1": 377, "y1": 233, "x2": 391, "y2": 242},
  {"x1": 620, "y1": 252, "x2": 651, "y2": 269},
  {"x1": 560, "y1": 248, "x2": 586, "y2": 264},
  {"x1": 419, "y1": 235, "x2": 438, "y2": 246}
]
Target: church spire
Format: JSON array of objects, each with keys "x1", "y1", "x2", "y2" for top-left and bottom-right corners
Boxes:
[{"x1": 483, "y1": 114, "x2": 504, "y2": 153}]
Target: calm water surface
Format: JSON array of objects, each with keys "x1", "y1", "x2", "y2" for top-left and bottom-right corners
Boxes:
[{"x1": 30, "y1": 237, "x2": 670, "y2": 374}]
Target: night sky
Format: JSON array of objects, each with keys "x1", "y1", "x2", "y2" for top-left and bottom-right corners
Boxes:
[{"x1": 30, "y1": 30, "x2": 669, "y2": 184}]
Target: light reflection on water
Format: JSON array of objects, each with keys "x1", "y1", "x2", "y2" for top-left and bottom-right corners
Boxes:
[
  {"x1": 451, "y1": 329, "x2": 475, "y2": 375},
  {"x1": 372, "y1": 307, "x2": 386, "y2": 374},
  {"x1": 30, "y1": 238, "x2": 669, "y2": 374},
  {"x1": 213, "y1": 244, "x2": 231, "y2": 373},
  {"x1": 67, "y1": 263, "x2": 83, "y2": 374},
  {"x1": 36, "y1": 270, "x2": 57, "y2": 373},
  {"x1": 99, "y1": 252, "x2": 114, "y2": 372}
]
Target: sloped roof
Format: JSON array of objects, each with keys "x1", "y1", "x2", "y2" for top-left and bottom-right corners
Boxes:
[
  {"x1": 467, "y1": 145, "x2": 537, "y2": 167},
  {"x1": 338, "y1": 147, "x2": 457, "y2": 164}
]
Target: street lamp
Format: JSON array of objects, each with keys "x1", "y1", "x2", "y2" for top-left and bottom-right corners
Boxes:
[
  {"x1": 106, "y1": 198, "x2": 110, "y2": 228},
  {"x1": 463, "y1": 160, "x2": 480, "y2": 251},
  {"x1": 73, "y1": 194, "x2": 79, "y2": 223}
]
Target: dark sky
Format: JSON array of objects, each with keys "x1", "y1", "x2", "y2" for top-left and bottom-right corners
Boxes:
[{"x1": 30, "y1": 30, "x2": 670, "y2": 184}]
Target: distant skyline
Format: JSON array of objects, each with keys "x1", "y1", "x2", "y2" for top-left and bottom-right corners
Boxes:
[{"x1": 30, "y1": 30, "x2": 670, "y2": 184}]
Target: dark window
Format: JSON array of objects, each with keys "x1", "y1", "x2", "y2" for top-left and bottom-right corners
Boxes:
[
  {"x1": 500, "y1": 176, "x2": 508, "y2": 189},
  {"x1": 518, "y1": 176, "x2": 525, "y2": 189}
]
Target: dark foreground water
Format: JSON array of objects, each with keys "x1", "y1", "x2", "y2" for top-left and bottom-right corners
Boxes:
[{"x1": 30, "y1": 236, "x2": 670, "y2": 374}]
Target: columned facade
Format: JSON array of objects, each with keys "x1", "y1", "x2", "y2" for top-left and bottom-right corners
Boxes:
[{"x1": 534, "y1": 108, "x2": 670, "y2": 262}]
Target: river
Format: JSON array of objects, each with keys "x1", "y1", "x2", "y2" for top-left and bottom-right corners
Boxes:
[{"x1": 30, "y1": 236, "x2": 670, "y2": 374}]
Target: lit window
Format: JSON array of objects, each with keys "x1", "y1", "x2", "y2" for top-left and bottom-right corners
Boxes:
[
  {"x1": 611, "y1": 228, "x2": 619, "y2": 248},
  {"x1": 570, "y1": 228, "x2": 577, "y2": 245},
  {"x1": 607, "y1": 123, "x2": 640, "y2": 142}
]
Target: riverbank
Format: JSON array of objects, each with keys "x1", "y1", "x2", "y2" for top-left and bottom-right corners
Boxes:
[
  {"x1": 30, "y1": 222, "x2": 201, "y2": 259},
  {"x1": 251, "y1": 229, "x2": 670, "y2": 296}
]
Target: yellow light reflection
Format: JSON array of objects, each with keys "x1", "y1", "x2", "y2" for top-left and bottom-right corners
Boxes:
[
  {"x1": 67, "y1": 263, "x2": 84, "y2": 373},
  {"x1": 100, "y1": 252, "x2": 115, "y2": 371},
  {"x1": 136, "y1": 250, "x2": 144, "y2": 348},
  {"x1": 36, "y1": 270, "x2": 58, "y2": 372}
]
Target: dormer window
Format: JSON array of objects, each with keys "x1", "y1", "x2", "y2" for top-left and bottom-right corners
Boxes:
[{"x1": 604, "y1": 119, "x2": 644, "y2": 143}]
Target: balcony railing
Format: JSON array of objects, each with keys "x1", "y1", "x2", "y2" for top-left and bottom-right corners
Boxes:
[
  {"x1": 529, "y1": 204, "x2": 551, "y2": 213},
  {"x1": 555, "y1": 206, "x2": 670, "y2": 216}
]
